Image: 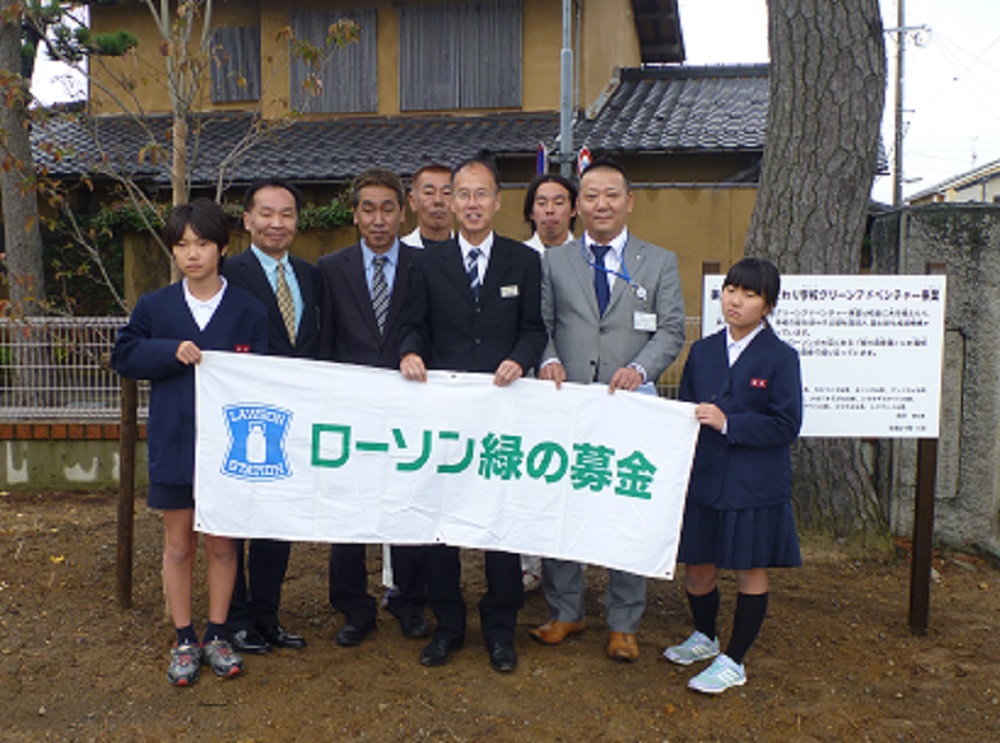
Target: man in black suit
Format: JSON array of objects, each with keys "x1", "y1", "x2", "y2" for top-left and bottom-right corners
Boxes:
[
  {"x1": 222, "y1": 179, "x2": 322, "y2": 654},
  {"x1": 399, "y1": 156, "x2": 546, "y2": 673},
  {"x1": 316, "y1": 168, "x2": 430, "y2": 648}
]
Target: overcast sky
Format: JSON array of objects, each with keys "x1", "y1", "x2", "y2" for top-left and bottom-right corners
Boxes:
[
  {"x1": 680, "y1": 0, "x2": 1000, "y2": 203},
  {"x1": 33, "y1": 1, "x2": 1000, "y2": 204}
]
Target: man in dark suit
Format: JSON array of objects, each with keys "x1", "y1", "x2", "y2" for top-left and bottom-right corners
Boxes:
[
  {"x1": 222, "y1": 178, "x2": 322, "y2": 654},
  {"x1": 316, "y1": 168, "x2": 430, "y2": 648},
  {"x1": 399, "y1": 156, "x2": 546, "y2": 673}
]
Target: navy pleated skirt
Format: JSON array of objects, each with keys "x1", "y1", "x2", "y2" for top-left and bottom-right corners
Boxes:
[{"x1": 677, "y1": 500, "x2": 802, "y2": 570}]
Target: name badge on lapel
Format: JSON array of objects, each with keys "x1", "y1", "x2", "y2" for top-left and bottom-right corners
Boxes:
[
  {"x1": 500, "y1": 284, "x2": 519, "y2": 299},
  {"x1": 633, "y1": 311, "x2": 656, "y2": 332},
  {"x1": 750, "y1": 377, "x2": 768, "y2": 389}
]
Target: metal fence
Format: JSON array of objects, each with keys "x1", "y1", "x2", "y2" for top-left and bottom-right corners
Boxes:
[
  {"x1": 0, "y1": 315, "x2": 703, "y2": 422},
  {"x1": 0, "y1": 317, "x2": 149, "y2": 420},
  {"x1": 656, "y1": 316, "x2": 702, "y2": 399}
]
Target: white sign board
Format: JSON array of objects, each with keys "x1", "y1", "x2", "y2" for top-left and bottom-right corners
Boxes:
[
  {"x1": 194, "y1": 353, "x2": 700, "y2": 578},
  {"x1": 701, "y1": 275, "x2": 946, "y2": 438}
]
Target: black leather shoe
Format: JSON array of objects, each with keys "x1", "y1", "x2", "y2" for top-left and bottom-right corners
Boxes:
[
  {"x1": 258, "y1": 623, "x2": 307, "y2": 650},
  {"x1": 399, "y1": 614, "x2": 432, "y2": 639},
  {"x1": 229, "y1": 628, "x2": 271, "y2": 654},
  {"x1": 335, "y1": 620, "x2": 375, "y2": 647},
  {"x1": 488, "y1": 642, "x2": 518, "y2": 673},
  {"x1": 419, "y1": 637, "x2": 462, "y2": 667}
]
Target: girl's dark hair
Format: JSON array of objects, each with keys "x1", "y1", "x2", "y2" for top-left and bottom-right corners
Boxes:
[
  {"x1": 723, "y1": 257, "x2": 781, "y2": 309},
  {"x1": 165, "y1": 199, "x2": 231, "y2": 268}
]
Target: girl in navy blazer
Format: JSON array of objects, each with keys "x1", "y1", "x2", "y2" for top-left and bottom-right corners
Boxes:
[
  {"x1": 663, "y1": 258, "x2": 802, "y2": 694},
  {"x1": 112, "y1": 200, "x2": 267, "y2": 687}
]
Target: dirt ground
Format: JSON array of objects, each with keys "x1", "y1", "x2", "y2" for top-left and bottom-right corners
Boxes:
[{"x1": 2, "y1": 490, "x2": 999, "y2": 742}]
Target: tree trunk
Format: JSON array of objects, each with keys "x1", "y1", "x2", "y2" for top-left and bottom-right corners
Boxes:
[
  {"x1": 745, "y1": 0, "x2": 887, "y2": 539},
  {"x1": 0, "y1": 0, "x2": 45, "y2": 317}
]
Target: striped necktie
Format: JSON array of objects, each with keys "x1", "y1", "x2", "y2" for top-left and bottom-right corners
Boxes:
[
  {"x1": 467, "y1": 248, "x2": 481, "y2": 301},
  {"x1": 371, "y1": 255, "x2": 389, "y2": 335},
  {"x1": 275, "y1": 262, "x2": 296, "y2": 346}
]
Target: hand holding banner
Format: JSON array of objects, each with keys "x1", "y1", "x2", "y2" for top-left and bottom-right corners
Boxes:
[{"x1": 194, "y1": 353, "x2": 699, "y2": 578}]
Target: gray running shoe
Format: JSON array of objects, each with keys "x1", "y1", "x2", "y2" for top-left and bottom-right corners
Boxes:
[
  {"x1": 202, "y1": 638, "x2": 244, "y2": 678},
  {"x1": 167, "y1": 643, "x2": 202, "y2": 687}
]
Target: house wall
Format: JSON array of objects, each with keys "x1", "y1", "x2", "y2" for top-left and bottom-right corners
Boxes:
[
  {"x1": 89, "y1": 0, "x2": 634, "y2": 118},
  {"x1": 579, "y1": 0, "x2": 641, "y2": 108}
]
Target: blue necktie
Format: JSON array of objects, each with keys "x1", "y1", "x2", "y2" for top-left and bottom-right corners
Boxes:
[
  {"x1": 467, "y1": 248, "x2": 481, "y2": 301},
  {"x1": 592, "y1": 244, "x2": 611, "y2": 316}
]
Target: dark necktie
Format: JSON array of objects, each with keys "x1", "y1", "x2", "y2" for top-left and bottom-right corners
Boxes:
[
  {"x1": 275, "y1": 262, "x2": 296, "y2": 346},
  {"x1": 467, "y1": 248, "x2": 481, "y2": 301},
  {"x1": 371, "y1": 256, "x2": 389, "y2": 335},
  {"x1": 591, "y1": 244, "x2": 611, "y2": 316}
]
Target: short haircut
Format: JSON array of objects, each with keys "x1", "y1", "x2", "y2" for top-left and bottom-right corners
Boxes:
[
  {"x1": 452, "y1": 152, "x2": 502, "y2": 192},
  {"x1": 350, "y1": 167, "x2": 405, "y2": 208},
  {"x1": 580, "y1": 158, "x2": 632, "y2": 191},
  {"x1": 410, "y1": 162, "x2": 452, "y2": 188},
  {"x1": 164, "y1": 199, "x2": 230, "y2": 268},
  {"x1": 243, "y1": 178, "x2": 304, "y2": 213},
  {"x1": 723, "y1": 257, "x2": 782, "y2": 309},
  {"x1": 523, "y1": 173, "x2": 579, "y2": 231}
]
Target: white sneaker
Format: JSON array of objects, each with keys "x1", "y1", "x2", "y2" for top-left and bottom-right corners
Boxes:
[
  {"x1": 687, "y1": 654, "x2": 746, "y2": 695},
  {"x1": 662, "y1": 631, "x2": 720, "y2": 666}
]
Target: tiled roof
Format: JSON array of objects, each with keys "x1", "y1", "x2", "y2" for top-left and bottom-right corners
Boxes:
[
  {"x1": 577, "y1": 65, "x2": 769, "y2": 153},
  {"x1": 32, "y1": 65, "x2": 775, "y2": 187},
  {"x1": 33, "y1": 111, "x2": 560, "y2": 187},
  {"x1": 631, "y1": 0, "x2": 685, "y2": 64}
]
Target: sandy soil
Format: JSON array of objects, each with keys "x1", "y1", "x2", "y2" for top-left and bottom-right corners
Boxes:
[{"x1": 2, "y1": 489, "x2": 999, "y2": 742}]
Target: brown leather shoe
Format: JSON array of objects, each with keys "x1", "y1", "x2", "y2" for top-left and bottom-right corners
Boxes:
[
  {"x1": 528, "y1": 619, "x2": 586, "y2": 646},
  {"x1": 607, "y1": 631, "x2": 639, "y2": 662}
]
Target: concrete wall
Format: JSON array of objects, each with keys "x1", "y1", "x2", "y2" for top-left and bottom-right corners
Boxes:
[
  {"x1": 1, "y1": 434, "x2": 148, "y2": 491},
  {"x1": 871, "y1": 205, "x2": 1000, "y2": 556}
]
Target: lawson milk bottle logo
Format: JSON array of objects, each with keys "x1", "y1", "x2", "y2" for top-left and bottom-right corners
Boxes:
[{"x1": 221, "y1": 404, "x2": 293, "y2": 481}]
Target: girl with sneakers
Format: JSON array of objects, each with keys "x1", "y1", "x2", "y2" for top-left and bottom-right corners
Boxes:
[
  {"x1": 663, "y1": 257, "x2": 802, "y2": 694},
  {"x1": 113, "y1": 200, "x2": 267, "y2": 686}
]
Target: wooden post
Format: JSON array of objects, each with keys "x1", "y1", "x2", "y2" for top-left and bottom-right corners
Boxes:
[
  {"x1": 909, "y1": 261, "x2": 947, "y2": 634},
  {"x1": 908, "y1": 438, "x2": 937, "y2": 634},
  {"x1": 116, "y1": 377, "x2": 138, "y2": 609}
]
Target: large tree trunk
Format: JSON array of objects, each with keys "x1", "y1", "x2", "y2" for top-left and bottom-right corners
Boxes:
[
  {"x1": 0, "y1": 0, "x2": 45, "y2": 317},
  {"x1": 745, "y1": 0, "x2": 887, "y2": 539}
]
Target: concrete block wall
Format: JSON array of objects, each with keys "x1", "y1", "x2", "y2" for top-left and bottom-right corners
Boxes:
[
  {"x1": 0, "y1": 423, "x2": 148, "y2": 491},
  {"x1": 871, "y1": 205, "x2": 1000, "y2": 557}
]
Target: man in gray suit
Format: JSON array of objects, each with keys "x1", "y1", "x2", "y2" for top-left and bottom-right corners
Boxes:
[{"x1": 529, "y1": 159, "x2": 685, "y2": 663}]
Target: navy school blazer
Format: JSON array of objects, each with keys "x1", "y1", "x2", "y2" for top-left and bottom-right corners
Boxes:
[
  {"x1": 679, "y1": 325, "x2": 803, "y2": 510},
  {"x1": 111, "y1": 282, "x2": 268, "y2": 487}
]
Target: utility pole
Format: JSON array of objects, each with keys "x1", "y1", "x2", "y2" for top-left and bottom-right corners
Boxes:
[
  {"x1": 893, "y1": 0, "x2": 905, "y2": 207},
  {"x1": 886, "y1": 0, "x2": 931, "y2": 207},
  {"x1": 559, "y1": 0, "x2": 573, "y2": 177}
]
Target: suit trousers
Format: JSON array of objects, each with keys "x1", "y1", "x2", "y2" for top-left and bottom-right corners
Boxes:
[
  {"x1": 541, "y1": 558, "x2": 646, "y2": 633},
  {"x1": 328, "y1": 543, "x2": 427, "y2": 625},
  {"x1": 228, "y1": 538, "x2": 291, "y2": 631},
  {"x1": 425, "y1": 544, "x2": 524, "y2": 647}
]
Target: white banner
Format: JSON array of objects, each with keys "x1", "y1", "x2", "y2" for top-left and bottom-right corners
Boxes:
[
  {"x1": 702, "y1": 275, "x2": 947, "y2": 438},
  {"x1": 194, "y1": 353, "x2": 700, "y2": 578}
]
